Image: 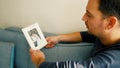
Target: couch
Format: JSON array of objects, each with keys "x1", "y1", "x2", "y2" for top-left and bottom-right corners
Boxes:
[{"x1": 0, "y1": 27, "x2": 94, "y2": 68}]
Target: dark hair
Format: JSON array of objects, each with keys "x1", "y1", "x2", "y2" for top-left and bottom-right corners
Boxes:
[{"x1": 99, "y1": 0, "x2": 120, "y2": 19}]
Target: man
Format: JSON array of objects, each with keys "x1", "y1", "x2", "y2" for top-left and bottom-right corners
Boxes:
[{"x1": 30, "y1": 0, "x2": 120, "y2": 68}]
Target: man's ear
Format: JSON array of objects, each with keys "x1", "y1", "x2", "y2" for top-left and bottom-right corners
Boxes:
[{"x1": 106, "y1": 16, "x2": 117, "y2": 30}]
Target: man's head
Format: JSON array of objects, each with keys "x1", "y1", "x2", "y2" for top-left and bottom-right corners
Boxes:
[{"x1": 82, "y1": 0, "x2": 120, "y2": 39}]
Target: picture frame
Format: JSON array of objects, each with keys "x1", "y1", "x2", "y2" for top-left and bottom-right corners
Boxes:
[{"x1": 22, "y1": 23, "x2": 47, "y2": 50}]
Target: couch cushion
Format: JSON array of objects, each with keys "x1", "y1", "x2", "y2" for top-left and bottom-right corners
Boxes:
[{"x1": 0, "y1": 41, "x2": 14, "y2": 68}]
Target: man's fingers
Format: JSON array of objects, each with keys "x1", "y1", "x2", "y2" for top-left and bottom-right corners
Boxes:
[
  {"x1": 45, "y1": 44, "x2": 55, "y2": 48},
  {"x1": 30, "y1": 48, "x2": 34, "y2": 53}
]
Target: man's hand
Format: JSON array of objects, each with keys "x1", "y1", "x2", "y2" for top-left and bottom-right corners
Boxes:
[
  {"x1": 45, "y1": 36, "x2": 60, "y2": 48},
  {"x1": 29, "y1": 48, "x2": 45, "y2": 67}
]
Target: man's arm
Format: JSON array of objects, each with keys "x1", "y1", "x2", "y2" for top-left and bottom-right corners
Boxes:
[
  {"x1": 45, "y1": 31, "x2": 96, "y2": 48},
  {"x1": 54, "y1": 32, "x2": 82, "y2": 42},
  {"x1": 45, "y1": 32, "x2": 82, "y2": 48}
]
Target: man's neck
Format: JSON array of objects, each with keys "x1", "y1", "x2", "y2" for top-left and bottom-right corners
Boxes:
[{"x1": 99, "y1": 32, "x2": 120, "y2": 46}]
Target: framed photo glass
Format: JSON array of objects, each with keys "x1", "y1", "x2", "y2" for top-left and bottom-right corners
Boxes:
[{"x1": 22, "y1": 23, "x2": 47, "y2": 50}]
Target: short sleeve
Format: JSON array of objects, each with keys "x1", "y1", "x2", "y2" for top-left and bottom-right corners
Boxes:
[{"x1": 80, "y1": 31, "x2": 96, "y2": 43}]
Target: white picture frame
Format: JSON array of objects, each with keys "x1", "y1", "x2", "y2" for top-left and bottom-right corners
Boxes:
[{"x1": 22, "y1": 23, "x2": 47, "y2": 50}]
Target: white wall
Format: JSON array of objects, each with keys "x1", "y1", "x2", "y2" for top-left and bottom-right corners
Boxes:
[{"x1": 0, "y1": 0, "x2": 88, "y2": 34}]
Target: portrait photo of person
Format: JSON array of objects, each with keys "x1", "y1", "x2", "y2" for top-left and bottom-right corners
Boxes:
[{"x1": 28, "y1": 28, "x2": 41, "y2": 47}]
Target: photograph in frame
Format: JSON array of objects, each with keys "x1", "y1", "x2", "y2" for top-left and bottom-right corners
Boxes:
[{"x1": 22, "y1": 23, "x2": 47, "y2": 50}]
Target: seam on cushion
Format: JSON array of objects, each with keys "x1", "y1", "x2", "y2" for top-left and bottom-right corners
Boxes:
[{"x1": 10, "y1": 43, "x2": 15, "y2": 68}]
